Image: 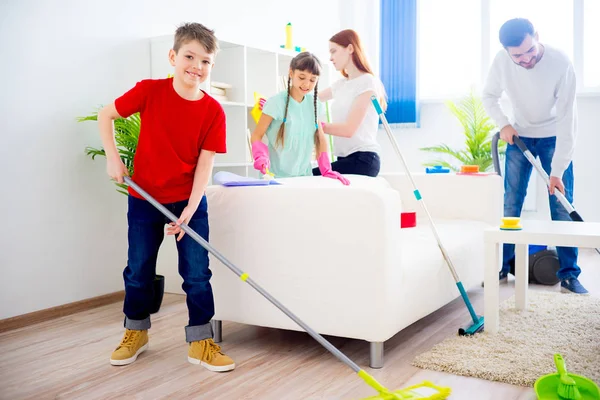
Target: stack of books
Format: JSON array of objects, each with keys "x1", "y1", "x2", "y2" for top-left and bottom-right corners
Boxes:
[{"x1": 210, "y1": 81, "x2": 232, "y2": 102}]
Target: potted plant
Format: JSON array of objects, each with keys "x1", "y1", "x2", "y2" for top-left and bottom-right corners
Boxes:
[
  {"x1": 420, "y1": 91, "x2": 505, "y2": 172},
  {"x1": 78, "y1": 109, "x2": 165, "y2": 314}
]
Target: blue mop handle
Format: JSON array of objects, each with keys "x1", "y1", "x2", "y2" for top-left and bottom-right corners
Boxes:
[
  {"x1": 371, "y1": 96, "x2": 481, "y2": 326},
  {"x1": 370, "y1": 96, "x2": 423, "y2": 203},
  {"x1": 371, "y1": 97, "x2": 384, "y2": 114},
  {"x1": 457, "y1": 282, "x2": 480, "y2": 323}
]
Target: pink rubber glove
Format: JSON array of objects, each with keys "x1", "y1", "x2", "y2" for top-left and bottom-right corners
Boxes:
[
  {"x1": 251, "y1": 141, "x2": 270, "y2": 174},
  {"x1": 317, "y1": 152, "x2": 350, "y2": 185},
  {"x1": 258, "y1": 97, "x2": 266, "y2": 110}
]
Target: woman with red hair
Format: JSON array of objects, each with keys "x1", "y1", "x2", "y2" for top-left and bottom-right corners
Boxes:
[{"x1": 314, "y1": 29, "x2": 387, "y2": 177}]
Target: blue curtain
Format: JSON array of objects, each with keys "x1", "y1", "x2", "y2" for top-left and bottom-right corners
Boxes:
[{"x1": 379, "y1": 0, "x2": 419, "y2": 126}]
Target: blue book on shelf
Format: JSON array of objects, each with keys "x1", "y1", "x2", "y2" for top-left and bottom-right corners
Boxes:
[{"x1": 213, "y1": 171, "x2": 281, "y2": 187}]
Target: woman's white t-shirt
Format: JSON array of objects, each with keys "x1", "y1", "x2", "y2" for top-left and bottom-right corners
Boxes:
[{"x1": 329, "y1": 73, "x2": 384, "y2": 157}]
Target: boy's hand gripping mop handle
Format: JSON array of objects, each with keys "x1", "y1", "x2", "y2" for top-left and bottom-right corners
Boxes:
[
  {"x1": 122, "y1": 176, "x2": 398, "y2": 398},
  {"x1": 370, "y1": 96, "x2": 483, "y2": 334}
]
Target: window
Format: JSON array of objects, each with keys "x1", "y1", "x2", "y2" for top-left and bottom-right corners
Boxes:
[
  {"x1": 392, "y1": 0, "x2": 598, "y2": 101},
  {"x1": 584, "y1": 0, "x2": 600, "y2": 88},
  {"x1": 418, "y1": 0, "x2": 481, "y2": 99},
  {"x1": 489, "y1": 0, "x2": 573, "y2": 65},
  {"x1": 380, "y1": 0, "x2": 418, "y2": 124}
]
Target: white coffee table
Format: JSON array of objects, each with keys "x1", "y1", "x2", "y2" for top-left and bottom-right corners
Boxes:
[{"x1": 484, "y1": 220, "x2": 600, "y2": 333}]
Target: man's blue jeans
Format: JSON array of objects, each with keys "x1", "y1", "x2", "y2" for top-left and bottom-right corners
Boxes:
[
  {"x1": 123, "y1": 195, "x2": 214, "y2": 342},
  {"x1": 502, "y1": 136, "x2": 580, "y2": 280}
]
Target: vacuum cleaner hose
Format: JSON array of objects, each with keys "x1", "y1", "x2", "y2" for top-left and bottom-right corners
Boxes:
[{"x1": 492, "y1": 132, "x2": 502, "y2": 176}]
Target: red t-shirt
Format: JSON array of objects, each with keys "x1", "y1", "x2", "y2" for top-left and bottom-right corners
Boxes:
[{"x1": 114, "y1": 78, "x2": 226, "y2": 203}]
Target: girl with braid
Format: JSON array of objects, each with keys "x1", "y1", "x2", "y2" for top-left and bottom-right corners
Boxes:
[{"x1": 250, "y1": 52, "x2": 349, "y2": 185}]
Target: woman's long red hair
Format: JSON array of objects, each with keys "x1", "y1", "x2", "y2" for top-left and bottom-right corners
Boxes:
[{"x1": 329, "y1": 29, "x2": 387, "y2": 111}]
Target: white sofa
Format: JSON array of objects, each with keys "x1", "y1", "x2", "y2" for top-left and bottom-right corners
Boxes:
[{"x1": 205, "y1": 172, "x2": 503, "y2": 368}]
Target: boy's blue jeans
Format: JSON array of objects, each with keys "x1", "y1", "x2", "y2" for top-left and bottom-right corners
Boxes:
[
  {"x1": 502, "y1": 136, "x2": 580, "y2": 280},
  {"x1": 123, "y1": 195, "x2": 214, "y2": 342}
]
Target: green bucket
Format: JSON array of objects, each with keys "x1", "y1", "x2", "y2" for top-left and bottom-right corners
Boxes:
[{"x1": 535, "y1": 354, "x2": 600, "y2": 400}]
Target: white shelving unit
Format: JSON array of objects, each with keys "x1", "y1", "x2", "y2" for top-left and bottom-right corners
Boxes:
[{"x1": 149, "y1": 35, "x2": 333, "y2": 181}]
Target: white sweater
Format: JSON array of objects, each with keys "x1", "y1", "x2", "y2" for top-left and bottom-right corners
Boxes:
[{"x1": 482, "y1": 45, "x2": 577, "y2": 178}]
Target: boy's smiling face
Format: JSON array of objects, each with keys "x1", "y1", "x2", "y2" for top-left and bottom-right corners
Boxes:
[{"x1": 169, "y1": 40, "x2": 214, "y2": 88}]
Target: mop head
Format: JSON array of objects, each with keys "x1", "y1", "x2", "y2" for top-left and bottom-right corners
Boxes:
[
  {"x1": 458, "y1": 316, "x2": 484, "y2": 336},
  {"x1": 361, "y1": 381, "x2": 451, "y2": 400}
]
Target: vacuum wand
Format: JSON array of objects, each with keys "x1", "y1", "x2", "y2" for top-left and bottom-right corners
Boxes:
[
  {"x1": 512, "y1": 136, "x2": 600, "y2": 255},
  {"x1": 512, "y1": 137, "x2": 581, "y2": 220}
]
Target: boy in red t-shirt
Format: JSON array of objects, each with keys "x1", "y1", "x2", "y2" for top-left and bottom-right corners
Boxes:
[{"x1": 97, "y1": 22, "x2": 234, "y2": 372}]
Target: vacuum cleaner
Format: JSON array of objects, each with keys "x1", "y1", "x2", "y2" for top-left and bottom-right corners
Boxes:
[{"x1": 491, "y1": 132, "x2": 560, "y2": 285}]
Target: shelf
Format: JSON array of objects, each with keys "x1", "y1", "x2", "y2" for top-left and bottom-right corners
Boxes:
[
  {"x1": 218, "y1": 101, "x2": 247, "y2": 107},
  {"x1": 150, "y1": 35, "x2": 331, "y2": 179}
]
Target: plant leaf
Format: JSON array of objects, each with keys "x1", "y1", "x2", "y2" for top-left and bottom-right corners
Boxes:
[
  {"x1": 421, "y1": 91, "x2": 499, "y2": 172},
  {"x1": 79, "y1": 110, "x2": 140, "y2": 193}
]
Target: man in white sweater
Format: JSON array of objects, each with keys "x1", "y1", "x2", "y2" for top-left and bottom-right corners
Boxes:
[{"x1": 482, "y1": 18, "x2": 587, "y2": 294}]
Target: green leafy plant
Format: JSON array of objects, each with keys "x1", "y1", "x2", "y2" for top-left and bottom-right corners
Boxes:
[
  {"x1": 77, "y1": 109, "x2": 140, "y2": 195},
  {"x1": 420, "y1": 92, "x2": 504, "y2": 172}
]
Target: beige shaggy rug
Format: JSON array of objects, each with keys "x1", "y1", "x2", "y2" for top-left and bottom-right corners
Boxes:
[{"x1": 412, "y1": 291, "x2": 600, "y2": 386}]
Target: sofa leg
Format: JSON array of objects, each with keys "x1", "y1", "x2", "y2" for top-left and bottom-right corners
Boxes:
[
  {"x1": 369, "y1": 342, "x2": 384, "y2": 369},
  {"x1": 211, "y1": 320, "x2": 222, "y2": 343}
]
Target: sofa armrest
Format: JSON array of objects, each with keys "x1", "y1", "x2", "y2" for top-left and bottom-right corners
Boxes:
[{"x1": 380, "y1": 172, "x2": 503, "y2": 225}]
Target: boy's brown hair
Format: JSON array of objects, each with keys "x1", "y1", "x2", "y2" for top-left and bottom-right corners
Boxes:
[{"x1": 173, "y1": 23, "x2": 219, "y2": 54}]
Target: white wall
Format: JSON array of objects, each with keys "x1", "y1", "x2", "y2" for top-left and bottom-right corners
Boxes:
[
  {"x1": 338, "y1": 0, "x2": 381, "y2": 76},
  {"x1": 0, "y1": 0, "x2": 340, "y2": 319},
  {"x1": 377, "y1": 95, "x2": 600, "y2": 223}
]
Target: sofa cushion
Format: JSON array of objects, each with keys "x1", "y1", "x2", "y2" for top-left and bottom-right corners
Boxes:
[{"x1": 397, "y1": 219, "x2": 487, "y2": 322}]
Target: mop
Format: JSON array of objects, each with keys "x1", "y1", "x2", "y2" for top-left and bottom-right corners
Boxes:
[
  {"x1": 512, "y1": 136, "x2": 600, "y2": 255},
  {"x1": 123, "y1": 176, "x2": 451, "y2": 400},
  {"x1": 370, "y1": 96, "x2": 484, "y2": 336}
]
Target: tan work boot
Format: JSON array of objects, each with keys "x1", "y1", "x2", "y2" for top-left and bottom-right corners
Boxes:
[
  {"x1": 110, "y1": 329, "x2": 148, "y2": 366},
  {"x1": 188, "y1": 338, "x2": 235, "y2": 372}
]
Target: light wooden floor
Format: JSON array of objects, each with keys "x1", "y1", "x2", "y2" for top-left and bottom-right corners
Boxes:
[{"x1": 1, "y1": 250, "x2": 598, "y2": 400}]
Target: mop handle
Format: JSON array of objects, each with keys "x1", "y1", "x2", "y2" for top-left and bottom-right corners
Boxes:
[
  {"x1": 370, "y1": 96, "x2": 486, "y2": 328},
  {"x1": 370, "y1": 97, "x2": 462, "y2": 282},
  {"x1": 122, "y1": 177, "x2": 392, "y2": 394},
  {"x1": 512, "y1": 136, "x2": 579, "y2": 217}
]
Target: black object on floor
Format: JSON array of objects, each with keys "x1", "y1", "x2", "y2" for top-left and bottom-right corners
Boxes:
[
  {"x1": 150, "y1": 274, "x2": 165, "y2": 314},
  {"x1": 509, "y1": 249, "x2": 560, "y2": 286}
]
